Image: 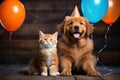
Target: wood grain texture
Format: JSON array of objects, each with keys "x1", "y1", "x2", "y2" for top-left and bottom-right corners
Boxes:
[{"x1": 0, "y1": 65, "x2": 120, "y2": 80}]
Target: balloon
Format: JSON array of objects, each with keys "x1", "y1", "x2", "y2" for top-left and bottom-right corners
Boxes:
[
  {"x1": 81, "y1": 0, "x2": 108, "y2": 23},
  {"x1": 0, "y1": 0, "x2": 26, "y2": 34},
  {"x1": 102, "y1": 0, "x2": 120, "y2": 25}
]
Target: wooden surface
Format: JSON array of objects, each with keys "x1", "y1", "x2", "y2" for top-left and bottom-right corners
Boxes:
[
  {"x1": 0, "y1": 0, "x2": 120, "y2": 65},
  {"x1": 0, "y1": 65, "x2": 120, "y2": 80}
]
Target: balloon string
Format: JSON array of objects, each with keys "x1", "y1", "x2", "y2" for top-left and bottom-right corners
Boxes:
[
  {"x1": 90, "y1": 23, "x2": 94, "y2": 40},
  {"x1": 97, "y1": 25, "x2": 110, "y2": 55},
  {"x1": 96, "y1": 25, "x2": 113, "y2": 76},
  {"x1": 99, "y1": 61, "x2": 113, "y2": 76},
  {"x1": 9, "y1": 32, "x2": 16, "y2": 71},
  {"x1": 9, "y1": 32, "x2": 12, "y2": 57},
  {"x1": 90, "y1": 23, "x2": 113, "y2": 76}
]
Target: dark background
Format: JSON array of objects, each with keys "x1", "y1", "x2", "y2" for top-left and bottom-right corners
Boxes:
[{"x1": 0, "y1": 0, "x2": 120, "y2": 66}]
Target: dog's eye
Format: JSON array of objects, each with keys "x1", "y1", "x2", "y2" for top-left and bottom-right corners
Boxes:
[
  {"x1": 69, "y1": 21, "x2": 73, "y2": 25},
  {"x1": 80, "y1": 22, "x2": 84, "y2": 25}
]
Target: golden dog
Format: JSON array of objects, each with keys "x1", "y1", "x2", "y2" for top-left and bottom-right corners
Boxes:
[{"x1": 57, "y1": 6, "x2": 100, "y2": 76}]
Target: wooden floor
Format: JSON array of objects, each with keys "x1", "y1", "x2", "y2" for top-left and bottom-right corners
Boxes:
[{"x1": 0, "y1": 65, "x2": 120, "y2": 80}]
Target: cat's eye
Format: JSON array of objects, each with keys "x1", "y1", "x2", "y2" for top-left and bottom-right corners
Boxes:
[
  {"x1": 44, "y1": 38, "x2": 47, "y2": 40},
  {"x1": 50, "y1": 39, "x2": 52, "y2": 41}
]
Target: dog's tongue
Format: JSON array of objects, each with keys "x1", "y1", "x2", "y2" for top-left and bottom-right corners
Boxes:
[{"x1": 73, "y1": 33, "x2": 80, "y2": 38}]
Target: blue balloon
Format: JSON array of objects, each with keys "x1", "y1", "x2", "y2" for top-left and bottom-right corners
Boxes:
[{"x1": 81, "y1": 0, "x2": 108, "y2": 23}]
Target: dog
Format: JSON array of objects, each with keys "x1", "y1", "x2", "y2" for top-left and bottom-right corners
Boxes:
[{"x1": 57, "y1": 6, "x2": 100, "y2": 76}]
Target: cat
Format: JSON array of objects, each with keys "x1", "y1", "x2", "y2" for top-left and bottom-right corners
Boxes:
[{"x1": 28, "y1": 31, "x2": 60, "y2": 76}]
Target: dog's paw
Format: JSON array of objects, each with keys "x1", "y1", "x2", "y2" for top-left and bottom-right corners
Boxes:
[
  {"x1": 61, "y1": 70, "x2": 72, "y2": 76},
  {"x1": 87, "y1": 71, "x2": 101, "y2": 76}
]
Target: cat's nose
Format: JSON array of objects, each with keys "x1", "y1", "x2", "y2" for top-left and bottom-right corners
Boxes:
[{"x1": 46, "y1": 41, "x2": 51, "y2": 45}]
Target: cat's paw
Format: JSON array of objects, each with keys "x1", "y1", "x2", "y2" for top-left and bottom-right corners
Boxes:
[
  {"x1": 50, "y1": 72, "x2": 60, "y2": 76},
  {"x1": 56, "y1": 72, "x2": 60, "y2": 75},
  {"x1": 50, "y1": 72, "x2": 57, "y2": 76},
  {"x1": 41, "y1": 72, "x2": 47, "y2": 76}
]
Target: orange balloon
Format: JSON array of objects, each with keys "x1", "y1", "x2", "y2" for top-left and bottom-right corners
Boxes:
[
  {"x1": 0, "y1": 0, "x2": 26, "y2": 33},
  {"x1": 102, "y1": 0, "x2": 120, "y2": 25}
]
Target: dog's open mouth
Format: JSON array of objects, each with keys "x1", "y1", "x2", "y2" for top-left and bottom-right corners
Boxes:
[
  {"x1": 69, "y1": 31, "x2": 84, "y2": 39},
  {"x1": 73, "y1": 32, "x2": 81, "y2": 38},
  {"x1": 68, "y1": 31, "x2": 84, "y2": 39}
]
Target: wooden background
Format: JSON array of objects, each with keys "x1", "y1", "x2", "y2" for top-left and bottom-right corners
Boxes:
[{"x1": 0, "y1": 0, "x2": 120, "y2": 65}]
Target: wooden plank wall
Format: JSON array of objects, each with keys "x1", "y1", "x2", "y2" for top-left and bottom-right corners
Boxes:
[{"x1": 0, "y1": 0, "x2": 120, "y2": 65}]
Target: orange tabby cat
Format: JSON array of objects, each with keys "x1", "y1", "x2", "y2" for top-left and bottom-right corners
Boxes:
[{"x1": 29, "y1": 31, "x2": 59, "y2": 76}]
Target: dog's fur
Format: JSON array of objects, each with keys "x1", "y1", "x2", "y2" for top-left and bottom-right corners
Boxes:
[{"x1": 57, "y1": 16, "x2": 100, "y2": 76}]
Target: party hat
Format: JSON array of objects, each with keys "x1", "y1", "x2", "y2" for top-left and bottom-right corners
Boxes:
[{"x1": 71, "y1": 6, "x2": 80, "y2": 17}]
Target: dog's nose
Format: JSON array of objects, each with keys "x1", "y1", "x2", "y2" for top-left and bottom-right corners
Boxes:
[{"x1": 74, "y1": 26, "x2": 79, "y2": 31}]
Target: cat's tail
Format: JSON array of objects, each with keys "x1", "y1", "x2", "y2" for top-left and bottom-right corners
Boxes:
[
  {"x1": 17, "y1": 66, "x2": 30, "y2": 75},
  {"x1": 17, "y1": 70, "x2": 30, "y2": 75}
]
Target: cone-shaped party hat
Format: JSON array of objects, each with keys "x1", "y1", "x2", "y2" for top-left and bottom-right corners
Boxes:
[{"x1": 71, "y1": 6, "x2": 80, "y2": 17}]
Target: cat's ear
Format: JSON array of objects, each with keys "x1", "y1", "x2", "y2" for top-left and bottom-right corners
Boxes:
[
  {"x1": 53, "y1": 32, "x2": 58, "y2": 39},
  {"x1": 39, "y1": 31, "x2": 45, "y2": 38}
]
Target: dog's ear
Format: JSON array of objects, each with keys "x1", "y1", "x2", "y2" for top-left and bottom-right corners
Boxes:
[
  {"x1": 65, "y1": 16, "x2": 71, "y2": 21},
  {"x1": 86, "y1": 19, "x2": 95, "y2": 36},
  {"x1": 57, "y1": 16, "x2": 71, "y2": 34},
  {"x1": 57, "y1": 21, "x2": 64, "y2": 34}
]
